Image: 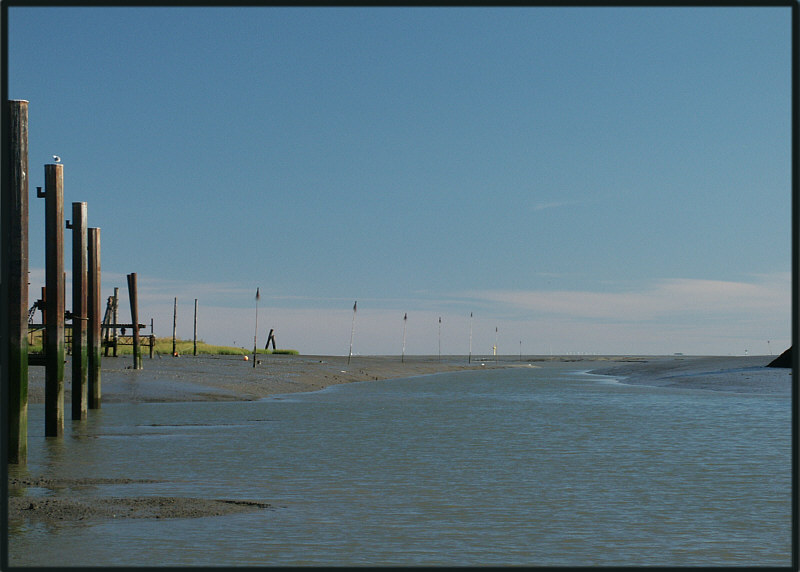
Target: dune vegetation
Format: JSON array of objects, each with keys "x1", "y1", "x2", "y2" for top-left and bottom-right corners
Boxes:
[{"x1": 27, "y1": 331, "x2": 298, "y2": 357}]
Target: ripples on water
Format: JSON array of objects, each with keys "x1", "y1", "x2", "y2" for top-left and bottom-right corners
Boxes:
[{"x1": 8, "y1": 366, "x2": 792, "y2": 566}]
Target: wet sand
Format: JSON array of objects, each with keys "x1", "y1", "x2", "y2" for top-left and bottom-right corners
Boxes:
[
  {"x1": 27, "y1": 353, "x2": 789, "y2": 405},
  {"x1": 9, "y1": 354, "x2": 790, "y2": 527},
  {"x1": 588, "y1": 354, "x2": 791, "y2": 396},
  {"x1": 9, "y1": 477, "x2": 272, "y2": 522},
  {"x1": 24, "y1": 353, "x2": 518, "y2": 404}
]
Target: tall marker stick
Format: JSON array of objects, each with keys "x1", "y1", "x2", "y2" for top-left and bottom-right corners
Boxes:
[
  {"x1": 402, "y1": 313, "x2": 407, "y2": 364},
  {"x1": 495, "y1": 326, "x2": 499, "y2": 365},
  {"x1": 468, "y1": 312, "x2": 473, "y2": 364},
  {"x1": 438, "y1": 316, "x2": 442, "y2": 362},
  {"x1": 193, "y1": 298, "x2": 198, "y2": 356},
  {"x1": 253, "y1": 288, "x2": 260, "y2": 367},
  {"x1": 172, "y1": 296, "x2": 177, "y2": 357},
  {"x1": 348, "y1": 301, "x2": 357, "y2": 364}
]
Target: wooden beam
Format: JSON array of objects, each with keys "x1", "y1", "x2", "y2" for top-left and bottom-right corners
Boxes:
[
  {"x1": 4, "y1": 100, "x2": 30, "y2": 463},
  {"x1": 68, "y1": 202, "x2": 88, "y2": 420},
  {"x1": 87, "y1": 228, "x2": 101, "y2": 409},
  {"x1": 127, "y1": 273, "x2": 142, "y2": 369},
  {"x1": 42, "y1": 164, "x2": 65, "y2": 437}
]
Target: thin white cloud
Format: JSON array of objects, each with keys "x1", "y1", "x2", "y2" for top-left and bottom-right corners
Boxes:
[
  {"x1": 461, "y1": 273, "x2": 790, "y2": 323},
  {"x1": 30, "y1": 267, "x2": 789, "y2": 356}
]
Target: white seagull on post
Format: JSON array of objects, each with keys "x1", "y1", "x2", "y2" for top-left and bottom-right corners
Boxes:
[{"x1": 52, "y1": 155, "x2": 61, "y2": 163}]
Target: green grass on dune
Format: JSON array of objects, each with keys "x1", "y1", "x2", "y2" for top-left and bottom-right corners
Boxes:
[
  {"x1": 27, "y1": 333, "x2": 298, "y2": 356},
  {"x1": 135, "y1": 339, "x2": 298, "y2": 356}
]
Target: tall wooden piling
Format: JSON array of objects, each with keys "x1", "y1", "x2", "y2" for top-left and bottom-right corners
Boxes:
[
  {"x1": 68, "y1": 202, "x2": 88, "y2": 419},
  {"x1": 193, "y1": 298, "x2": 198, "y2": 356},
  {"x1": 4, "y1": 100, "x2": 30, "y2": 463},
  {"x1": 87, "y1": 227, "x2": 101, "y2": 408},
  {"x1": 41, "y1": 164, "x2": 65, "y2": 437},
  {"x1": 127, "y1": 273, "x2": 142, "y2": 369}
]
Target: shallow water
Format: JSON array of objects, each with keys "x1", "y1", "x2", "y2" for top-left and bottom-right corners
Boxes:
[{"x1": 8, "y1": 366, "x2": 792, "y2": 566}]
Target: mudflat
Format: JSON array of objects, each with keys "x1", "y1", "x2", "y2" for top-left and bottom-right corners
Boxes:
[
  {"x1": 24, "y1": 354, "x2": 517, "y2": 404},
  {"x1": 24, "y1": 353, "x2": 788, "y2": 405},
  {"x1": 588, "y1": 354, "x2": 791, "y2": 396}
]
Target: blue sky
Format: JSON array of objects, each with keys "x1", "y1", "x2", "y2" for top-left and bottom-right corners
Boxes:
[{"x1": 6, "y1": 6, "x2": 792, "y2": 356}]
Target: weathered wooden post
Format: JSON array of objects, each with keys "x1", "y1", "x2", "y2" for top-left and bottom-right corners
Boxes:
[
  {"x1": 172, "y1": 296, "x2": 178, "y2": 356},
  {"x1": 112, "y1": 286, "x2": 119, "y2": 357},
  {"x1": 87, "y1": 227, "x2": 101, "y2": 408},
  {"x1": 193, "y1": 298, "x2": 198, "y2": 356},
  {"x1": 127, "y1": 273, "x2": 142, "y2": 369},
  {"x1": 102, "y1": 295, "x2": 112, "y2": 356},
  {"x1": 4, "y1": 99, "x2": 30, "y2": 463},
  {"x1": 149, "y1": 318, "x2": 154, "y2": 359},
  {"x1": 67, "y1": 202, "x2": 88, "y2": 420},
  {"x1": 39, "y1": 164, "x2": 65, "y2": 437}
]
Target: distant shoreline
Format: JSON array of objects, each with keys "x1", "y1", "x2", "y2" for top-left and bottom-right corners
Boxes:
[
  {"x1": 587, "y1": 354, "x2": 790, "y2": 395},
  {"x1": 21, "y1": 354, "x2": 788, "y2": 405}
]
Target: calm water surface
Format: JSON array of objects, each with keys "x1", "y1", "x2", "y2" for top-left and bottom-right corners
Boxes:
[{"x1": 8, "y1": 365, "x2": 792, "y2": 566}]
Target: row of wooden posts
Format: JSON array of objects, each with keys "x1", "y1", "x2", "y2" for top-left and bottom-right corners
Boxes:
[{"x1": 3, "y1": 100, "x2": 147, "y2": 465}]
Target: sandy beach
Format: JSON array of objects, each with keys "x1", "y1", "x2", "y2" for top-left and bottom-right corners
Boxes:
[
  {"x1": 9, "y1": 353, "x2": 790, "y2": 527},
  {"x1": 23, "y1": 353, "x2": 518, "y2": 404},
  {"x1": 23, "y1": 353, "x2": 789, "y2": 405}
]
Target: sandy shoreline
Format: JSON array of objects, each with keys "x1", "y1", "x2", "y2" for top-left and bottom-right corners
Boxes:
[
  {"x1": 24, "y1": 353, "x2": 522, "y2": 404},
  {"x1": 26, "y1": 352, "x2": 787, "y2": 405},
  {"x1": 587, "y1": 354, "x2": 791, "y2": 395},
  {"x1": 9, "y1": 354, "x2": 790, "y2": 528}
]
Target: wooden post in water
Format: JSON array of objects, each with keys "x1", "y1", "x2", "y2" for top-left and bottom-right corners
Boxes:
[
  {"x1": 40, "y1": 164, "x2": 65, "y2": 437},
  {"x1": 127, "y1": 273, "x2": 142, "y2": 369},
  {"x1": 193, "y1": 298, "x2": 198, "y2": 356},
  {"x1": 172, "y1": 297, "x2": 178, "y2": 356},
  {"x1": 4, "y1": 99, "x2": 30, "y2": 463},
  {"x1": 87, "y1": 227, "x2": 101, "y2": 409},
  {"x1": 67, "y1": 202, "x2": 88, "y2": 420}
]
